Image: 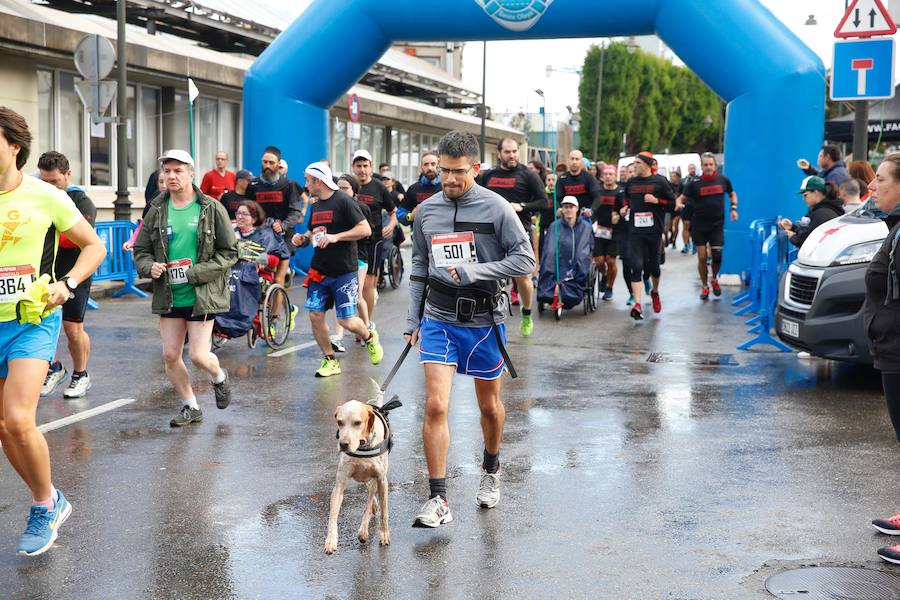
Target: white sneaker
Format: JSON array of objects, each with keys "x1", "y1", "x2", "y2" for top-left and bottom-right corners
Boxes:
[
  {"x1": 476, "y1": 467, "x2": 500, "y2": 509},
  {"x1": 412, "y1": 495, "x2": 453, "y2": 528},
  {"x1": 63, "y1": 373, "x2": 91, "y2": 398},
  {"x1": 329, "y1": 335, "x2": 346, "y2": 353},
  {"x1": 41, "y1": 366, "x2": 68, "y2": 397}
]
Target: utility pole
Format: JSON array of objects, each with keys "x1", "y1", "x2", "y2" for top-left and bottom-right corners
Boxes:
[
  {"x1": 113, "y1": 0, "x2": 130, "y2": 221},
  {"x1": 592, "y1": 43, "x2": 605, "y2": 161},
  {"x1": 479, "y1": 41, "x2": 487, "y2": 163},
  {"x1": 853, "y1": 100, "x2": 869, "y2": 161}
]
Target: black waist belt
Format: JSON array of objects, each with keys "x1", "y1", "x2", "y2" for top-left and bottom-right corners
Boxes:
[{"x1": 425, "y1": 278, "x2": 498, "y2": 322}]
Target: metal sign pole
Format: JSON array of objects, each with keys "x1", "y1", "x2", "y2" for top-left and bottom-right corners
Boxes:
[
  {"x1": 114, "y1": 0, "x2": 130, "y2": 221},
  {"x1": 853, "y1": 100, "x2": 870, "y2": 160}
]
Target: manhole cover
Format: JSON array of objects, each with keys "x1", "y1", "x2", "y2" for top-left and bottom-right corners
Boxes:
[
  {"x1": 766, "y1": 566, "x2": 900, "y2": 599},
  {"x1": 646, "y1": 352, "x2": 738, "y2": 366}
]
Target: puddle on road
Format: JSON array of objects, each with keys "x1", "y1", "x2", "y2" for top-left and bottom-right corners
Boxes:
[{"x1": 647, "y1": 352, "x2": 739, "y2": 366}]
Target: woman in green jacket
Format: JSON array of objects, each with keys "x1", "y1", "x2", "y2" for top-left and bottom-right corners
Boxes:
[{"x1": 134, "y1": 150, "x2": 237, "y2": 427}]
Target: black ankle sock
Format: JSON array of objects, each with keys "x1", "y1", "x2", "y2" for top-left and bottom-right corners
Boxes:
[
  {"x1": 522, "y1": 309, "x2": 532, "y2": 316},
  {"x1": 429, "y1": 478, "x2": 447, "y2": 499},
  {"x1": 325, "y1": 354, "x2": 335, "y2": 361},
  {"x1": 72, "y1": 370, "x2": 87, "y2": 377},
  {"x1": 483, "y1": 449, "x2": 500, "y2": 474}
]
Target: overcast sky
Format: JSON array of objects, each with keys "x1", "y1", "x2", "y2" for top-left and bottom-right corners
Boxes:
[
  {"x1": 271, "y1": 0, "x2": 891, "y2": 116},
  {"x1": 459, "y1": 1, "x2": 874, "y2": 116}
]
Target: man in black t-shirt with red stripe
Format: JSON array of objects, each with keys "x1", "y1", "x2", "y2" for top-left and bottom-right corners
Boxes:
[
  {"x1": 352, "y1": 149, "x2": 397, "y2": 331},
  {"x1": 589, "y1": 165, "x2": 625, "y2": 302},
  {"x1": 478, "y1": 137, "x2": 547, "y2": 337},
  {"x1": 624, "y1": 152, "x2": 676, "y2": 320},
  {"x1": 677, "y1": 152, "x2": 738, "y2": 301},
  {"x1": 555, "y1": 150, "x2": 601, "y2": 216}
]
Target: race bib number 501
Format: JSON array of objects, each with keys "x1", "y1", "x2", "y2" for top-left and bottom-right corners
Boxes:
[
  {"x1": 432, "y1": 232, "x2": 477, "y2": 268},
  {"x1": 0, "y1": 265, "x2": 36, "y2": 303}
]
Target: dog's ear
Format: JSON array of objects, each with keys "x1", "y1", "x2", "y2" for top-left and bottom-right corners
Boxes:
[{"x1": 364, "y1": 405, "x2": 376, "y2": 439}]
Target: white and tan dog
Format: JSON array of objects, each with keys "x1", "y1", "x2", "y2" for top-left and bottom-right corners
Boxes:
[{"x1": 325, "y1": 400, "x2": 392, "y2": 554}]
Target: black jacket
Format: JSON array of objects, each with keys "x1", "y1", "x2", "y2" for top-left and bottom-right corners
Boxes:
[
  {"x1": 864, "y1": 206, "x2": 900, "y2": 371},
  {"x1": 790, "y1": 197, "x2": 844, "y2": 248}
]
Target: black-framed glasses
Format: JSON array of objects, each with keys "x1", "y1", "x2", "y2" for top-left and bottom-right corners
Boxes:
[{"x1": 437, "y1": 165, "x2": 474, "y2": 178}]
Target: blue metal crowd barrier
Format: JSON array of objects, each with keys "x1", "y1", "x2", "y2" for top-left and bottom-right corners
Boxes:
[
  {"x1": 91, "y1": 221, "x2": 147, "y2": 305},
  {"x1": 735, "y1": 223, "x2": 792, "y2": 353}
]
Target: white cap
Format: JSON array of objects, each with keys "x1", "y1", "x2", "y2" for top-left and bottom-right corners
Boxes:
[
  {"x1": 381, "y1": 171, "x2": 396, "y2": 180},
  {"x1": 352, "y1": 149, "x2": 373, "y2": 163},
  {"x1": 279, "y1": 159, "x2": 288, "y2": 169},
  {"x1": 158, "y1": 149, "x2": 194, "y2": 168},
  {"x1": 305, "y1": 161, "x2": 339, "y2": 191},
  {"x1": 560, "y1": 195, "x2": 579, "y2": 207}
]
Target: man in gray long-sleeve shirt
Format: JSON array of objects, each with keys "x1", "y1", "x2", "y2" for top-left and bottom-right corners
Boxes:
[{"x1": 404, "y1": 131, "x2": 535, "y2": 529}]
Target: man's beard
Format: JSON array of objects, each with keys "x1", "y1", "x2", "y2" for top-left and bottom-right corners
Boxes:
[
  {"x1": 423, "y1": 170, "x2": 437, "y2": 181},
  {"x1": 261, "y1": 168, "x2": 279, "y2": 183},
  {"x1": 501, "y1": 159, "x2": 517, "y2": 169}
]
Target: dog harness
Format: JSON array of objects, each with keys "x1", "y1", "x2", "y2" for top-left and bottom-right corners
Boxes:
[{"x1": 339, "y1": 396, "x2": 402, "y2": 458}]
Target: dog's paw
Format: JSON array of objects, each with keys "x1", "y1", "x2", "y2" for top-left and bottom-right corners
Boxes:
[
  {"x1": 324, "y1": 537, "x2": 338, "y2": 554},
  {"x1": 379, "y1": 529, "x2": 391, "y2": 546},
  {"x1": 357, "y1": 529, "x2": 369, "y2": 544}
]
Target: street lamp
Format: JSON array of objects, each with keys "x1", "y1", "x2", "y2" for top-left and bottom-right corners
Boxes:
[
  {"x1": 534, "y1": 88, "x2": 546, "y2": 153},
  {"x1": 592, "y1": 41, "x2": 606, "y2": 162}
]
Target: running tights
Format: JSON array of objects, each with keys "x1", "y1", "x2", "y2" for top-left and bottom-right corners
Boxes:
[
  {"x1": 629, "y1": 234, "x2": 662, "y2": 283},
  {"x1": 881, "y1": 371, "x2": 900, "y2": 443}
]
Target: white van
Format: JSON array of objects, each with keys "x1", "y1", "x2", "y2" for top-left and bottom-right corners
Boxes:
[{"x1": 617, "y1": 153, "x2": 702, "y2": 178}]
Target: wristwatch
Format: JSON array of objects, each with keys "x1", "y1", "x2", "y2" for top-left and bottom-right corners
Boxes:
[{"x1": 63, "y1": 276, "x2": 78, "y2": 291}]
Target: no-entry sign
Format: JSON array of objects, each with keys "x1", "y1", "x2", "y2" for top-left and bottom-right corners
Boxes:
[
  {"x1": 831, "y1": 37, "x2": 896, "y2": 100},
  {"x1": 348, "y1": 93, "x2": 360, "y2": 123}
]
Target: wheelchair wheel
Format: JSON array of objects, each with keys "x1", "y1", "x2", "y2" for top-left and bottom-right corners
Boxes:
[
  {"x1": 554, "y1": 305, "x2": 562, "y2": 321},
  {"x1": 247, "y1": 326, "x2": 258, "y2": 349},
  {"x1": 389, "y1": 245, "x2": 404, "y2": 289},
  {"x1": 262, "y1": 283, "x2": 292, "y2": 349},
  {"x1": 284, "y1": 269, "x2": 294, "y2": 289}
]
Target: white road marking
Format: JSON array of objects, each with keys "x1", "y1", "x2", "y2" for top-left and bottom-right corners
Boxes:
[
  {"x1": 267, "y1": 340, "x2": 319, "y2": 358},
  {"x1": 38, "y1": 398, "x2": 137, "y2": 434}
]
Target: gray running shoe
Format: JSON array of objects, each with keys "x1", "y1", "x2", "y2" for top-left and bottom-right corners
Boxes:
[
  {"x1": 476, "y1": 468, "x2": 500, "y2": 509},
  {"x1": 213, "y1": 368, "x2": 230, "y2": 409},
  {"x1": 412, "y1": 495, "x2": 453, "y2": 528},
  {"x1": 63, "y1": 373, "x2": 91, "y2": 398},
  {"x1": 41, "y1": 366, "x2": 67, "y2": 397},
  {"x1": 329, "y1": 335, "x2": 346, "y2": 353},
  {"x1": 170, "y1": 405, "x2": 203, "y2": 427}
]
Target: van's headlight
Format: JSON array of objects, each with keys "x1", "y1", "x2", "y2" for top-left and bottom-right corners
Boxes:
[{"x1": 831, "y1": 240, "x2": 882, "y2": 266}]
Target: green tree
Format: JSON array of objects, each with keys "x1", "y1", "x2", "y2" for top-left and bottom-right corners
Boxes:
[{"x1": 578, "y1": 43, "x2": 725, "y2": 162}]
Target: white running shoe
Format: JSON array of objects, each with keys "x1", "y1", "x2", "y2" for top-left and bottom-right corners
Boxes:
[
  {"x1": 41, "y1": 366, "x2": 68, "y2": 397},
  {"x1": 476, "y1": 467, "x2": 501, "y2": 509},
  {"x1": 63, "y1": 373, "x2": 91, "y2": 398},
  {"x1": 412, "y1": 496, "x2": 453, "y2": 528}
]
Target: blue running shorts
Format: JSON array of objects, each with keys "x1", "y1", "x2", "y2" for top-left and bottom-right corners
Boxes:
[
  {"x1": 0, "y1": 310, "x2": 62, "y2": 377},
  {"x1": 419, "y1": 317, "x2": 506, "y2": 380},
  {"x1": 305, "y1": 271, "x2": 359, "y2": 319}
]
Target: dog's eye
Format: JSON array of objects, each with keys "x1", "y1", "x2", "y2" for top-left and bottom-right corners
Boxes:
[
  {"x1": 353, "y1": 420, "x2": 362, "y2": 427},
  {"x1": 336, "y1": 420, "x2": 344, "y2": 427}
]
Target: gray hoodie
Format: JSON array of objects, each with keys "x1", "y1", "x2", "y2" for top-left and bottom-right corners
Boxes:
[{"x1": 406, "y1": 183, "x2": 536, "y2": 332}]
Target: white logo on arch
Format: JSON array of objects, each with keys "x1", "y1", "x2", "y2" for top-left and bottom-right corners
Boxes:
[{"x1": 476, "y1": 0, "x2": 553, "y2": 32}]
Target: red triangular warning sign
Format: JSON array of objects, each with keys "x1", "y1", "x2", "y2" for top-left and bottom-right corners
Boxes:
[{"x1": 835, "y1": 0, "x2": 897, "y2": 38}]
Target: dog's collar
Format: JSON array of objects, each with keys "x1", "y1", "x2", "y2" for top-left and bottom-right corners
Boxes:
[{"x1": 340, "y1": 397, "x2": 402, "y2": 459}]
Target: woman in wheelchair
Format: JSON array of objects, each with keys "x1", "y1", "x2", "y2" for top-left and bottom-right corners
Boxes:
[{"x1": 213, "y1": 201, "x2": 293, "y2": 348}]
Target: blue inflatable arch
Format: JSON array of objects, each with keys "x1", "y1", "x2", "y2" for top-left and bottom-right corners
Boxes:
[{"x1": 243, "y1": 0, "x2": 824, "y2": 274}]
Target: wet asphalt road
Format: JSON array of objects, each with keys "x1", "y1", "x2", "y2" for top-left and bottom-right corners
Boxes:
[{"x1": 0, "y1": 248, "x2": 895, "y2": 600}]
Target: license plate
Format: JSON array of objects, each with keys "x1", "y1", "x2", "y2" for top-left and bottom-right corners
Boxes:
[{"x1": 781, "y1": 319, "x2": 799, "y2": 338}]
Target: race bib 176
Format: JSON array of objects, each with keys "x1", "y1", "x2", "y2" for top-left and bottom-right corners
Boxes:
[{"x1": 167, "y1": 258, "x2": 192, "y2": 285}]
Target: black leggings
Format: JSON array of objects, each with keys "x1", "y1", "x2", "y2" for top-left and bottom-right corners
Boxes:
[
  {"x1": 629, "y1": 234, "x2": 662, "y2": 283},
  {"x1": 881, "y1": 372, "x2": 900, "y2": 443}
]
